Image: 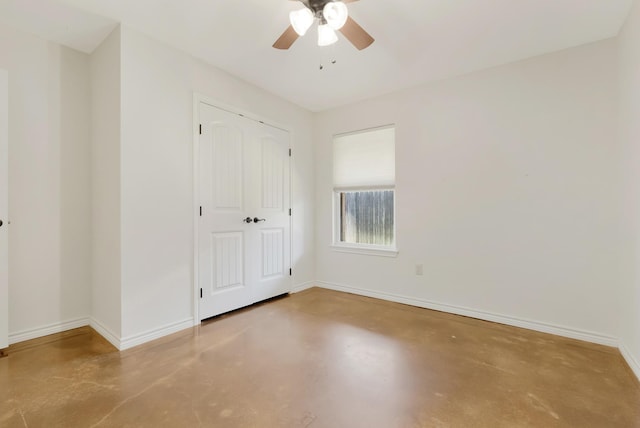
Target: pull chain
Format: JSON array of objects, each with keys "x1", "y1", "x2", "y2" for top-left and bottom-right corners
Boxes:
[{"x1": 319, "y1": 44, "x2": 338, "y2": 71}]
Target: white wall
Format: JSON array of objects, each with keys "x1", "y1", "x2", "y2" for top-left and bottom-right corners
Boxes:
[
  {"x1": 315, "y1": 39, "x2": 620, "y2": 344},
  {"x1": 118, "y1": 27, "x2": 315, "y2": 344},
  {"x1": 90, "y1": 26, "x2": 121, "y2": 340},
  {"x1": 0, "y1": 23, "x2": 91, "y2": 341},
  {"x1": 618, "y1": 0, "x2": 640, "y2": 378},
  {"x1": 60, "y1": 42, "x2": 92, "y2": 336}
]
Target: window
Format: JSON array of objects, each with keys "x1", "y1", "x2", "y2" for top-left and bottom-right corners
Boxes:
[
  {"x1": 339, "y1": 190, "x2": 394, "y2": 245},
  {"x1": 332, "y1": 126, "x2": 397, "y2": 256}
]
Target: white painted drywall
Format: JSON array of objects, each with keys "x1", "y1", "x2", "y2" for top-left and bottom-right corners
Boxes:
[
  {"x1": 118, "y1": 27, "x2": 315, "y2": 342},
  {"x1": 90, "y1": 26, "x2": 122, "y2": 339},
  {"x1": 0, "y1": 23, "x2": 91, "y2": 339},
  {"x1": 59, "y1": 42, "x2": 92, "y2": 336},
  {"x1": 617, "y1": 0, "x2": 640, "y2": 377},
  {"x1": 119, "y1": 27, "x2": 191, "y2": 341},
  {"x1": 315, "y1": 39, "x2": 620, "y2": 341}
]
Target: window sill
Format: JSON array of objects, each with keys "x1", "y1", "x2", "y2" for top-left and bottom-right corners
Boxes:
[{"x1": 330, "y1": 244, "x2": 399, "y2": 258}]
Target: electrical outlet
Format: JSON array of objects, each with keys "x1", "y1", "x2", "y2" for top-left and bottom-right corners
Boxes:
[{"x1": 415, "y1": 264, "x2": 424, "y2": 276}]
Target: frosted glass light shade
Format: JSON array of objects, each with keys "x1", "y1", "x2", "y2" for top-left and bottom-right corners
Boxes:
[
  {"x1": 318, "y1": 24, "x2": 338, "y2": 46},
  {"x1": 290, "y1": 8, "x2": 314, "y2": 36},
  {"x1": 323, "y1": 1, "x2": 348, "y2": 30}
]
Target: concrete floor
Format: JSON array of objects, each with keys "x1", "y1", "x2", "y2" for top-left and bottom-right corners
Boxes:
[{"x1": 1, "y1": 287, "x2": 639, "y2": 427}]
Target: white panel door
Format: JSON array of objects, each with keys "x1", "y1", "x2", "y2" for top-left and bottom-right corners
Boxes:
[
  {"x1": 198, "y1": 103, "x2": 290, "y2": 320},
  {"x1": 252, "y1": 124, "x2": 291, "y2": 303},
  {"x1": 0, "y1": 70, "x2": 8, "y2": 349}
]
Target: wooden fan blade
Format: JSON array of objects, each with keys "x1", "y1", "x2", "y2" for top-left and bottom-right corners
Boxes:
[
  {"x1": 273, "y1": 25, "x2": 299, "y2": 50},
  {"x1": 339, "y1": 16, "x2": 374, "y2": 50}
]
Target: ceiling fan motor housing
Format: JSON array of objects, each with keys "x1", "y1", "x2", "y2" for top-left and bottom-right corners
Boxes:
[{"x1": 303, "y1": 0, "x2": 336, "y2": 17}]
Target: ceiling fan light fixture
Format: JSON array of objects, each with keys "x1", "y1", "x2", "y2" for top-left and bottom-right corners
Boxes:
[
  {"x1": 273, "y1": 0, "x2": 374, "y2": 51},
  {"x1": 323, "y1": 1, "x2": 348, "y2": 30},
  {"x1": 290, "y1": 8, "x2": 314, "y2": 36},
  {"x1": 317, "y1": 23, "x2": 338, "y2": 46}
]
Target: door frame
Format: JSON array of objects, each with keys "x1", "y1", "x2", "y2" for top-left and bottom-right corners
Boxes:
[
  {"x1": 0, "y1": 69, "x2": 8, "y2": 350},
  {"x1": 192, "y1": 93, "x2": 293, "y2": 324}
]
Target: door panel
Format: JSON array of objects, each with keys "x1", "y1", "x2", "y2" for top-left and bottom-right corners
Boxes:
[
  {"x1": 212, "y1": 232, "x2": 244, "y2": 289},
  {"x1": 199, "y1": 103, "x2": 290, "y2": 320},
  {"x1": 261, "y1": 228, "x2": 284, "y2": 278},
  {"x1": 0, "y1": 70, "x2": 8, "y2": 349},
  {"x1": 212, "y1": 124, "x2": 243, "y2": 210},
  {"x1": 261, "y1": 137, "x2": 284, "y2": 209}
]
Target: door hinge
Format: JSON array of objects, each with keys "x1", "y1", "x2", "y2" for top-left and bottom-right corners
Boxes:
[
  {"x1": 289, "y1": 148, "x2": 291, "y2": 157},
  {"x1": 289, "y1": 268, "x2": 292, "y2": 276},
  {"x1": 199, "y1": 124, "x2": 202, "y2": 135},
  {"x1": 289, "y1": 208, "x2": 291, "y2": 216},
  {"x1": 200, "y1": 288, "x2": 203, "y2": 298},
  {"x1": 199, "y1": 206, "x2": 202, "y2": 216}
]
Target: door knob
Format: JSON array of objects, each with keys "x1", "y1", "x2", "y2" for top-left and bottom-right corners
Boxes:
[
  {"x1": 253, "y1": 217, "x2": 266, "y2": 223},
  {"x1": 0, "y1": 220, "x2": 2, "y2": 227},
  {"x1": 243, "y1": 217, "x2": 253, "y2": 223}
]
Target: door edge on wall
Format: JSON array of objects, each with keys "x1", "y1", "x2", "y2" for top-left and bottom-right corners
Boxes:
[{"x1": 0, "y1": 69, "x2": 9, "y2": 349}]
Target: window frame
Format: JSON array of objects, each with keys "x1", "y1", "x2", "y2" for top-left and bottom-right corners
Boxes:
[
  {"x1": 331, "y1": 124, "x2": 398, "y2": 257},
  {"x1": 331, "y1": 185, "x2": 398, "y2": 257}
]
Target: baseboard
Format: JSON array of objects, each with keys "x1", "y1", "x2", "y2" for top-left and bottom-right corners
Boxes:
[
  {"x1": 9, "y1": 317, "x2": 90, "y2": 345},
  {"x1": 292, "y1": 281, "x2": 315, "y2": 293},
  {"x1": 316, "y1": 281, "x2": 618, "y2": 347},
  {"x1": 620, "y1": 342, "x2": 640, "y2": 382},
  {"x1": 119, "y1": 318, "x2": 194, "y2": 351},
  {"x1": 89, "y1": 318, "x2": 121, "y2": 350}
]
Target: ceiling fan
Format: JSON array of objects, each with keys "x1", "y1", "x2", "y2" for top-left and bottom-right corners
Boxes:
[{"x1": 273, "y1": 0, "x2": 374, "y2": 51}]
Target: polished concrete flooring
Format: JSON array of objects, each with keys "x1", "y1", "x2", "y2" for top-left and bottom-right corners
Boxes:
[{"x1": 1, "y1": 287, "x2": 639, "y2": 427}]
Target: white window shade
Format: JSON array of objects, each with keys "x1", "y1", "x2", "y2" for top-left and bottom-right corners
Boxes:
[{"x1": 333, "y1": 127, "x2": 395, "y2": 188}]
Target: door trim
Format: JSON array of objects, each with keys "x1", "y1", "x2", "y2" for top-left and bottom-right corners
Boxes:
[
  {"x1": 192, "y1": 93, "x2": 293, "y2": 324},
  {"x1": 0, "y1": 69, "x2": 7, "y2": 349}
]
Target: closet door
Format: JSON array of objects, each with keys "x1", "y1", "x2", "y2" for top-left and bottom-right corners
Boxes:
[{"x1": 198, "y1": 103, "x2": 291, "y2": 320}]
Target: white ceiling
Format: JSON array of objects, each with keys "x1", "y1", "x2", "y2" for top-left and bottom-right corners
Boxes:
[{"x1": 0, "y1": 0, "x2": 633, "y2": 111}]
